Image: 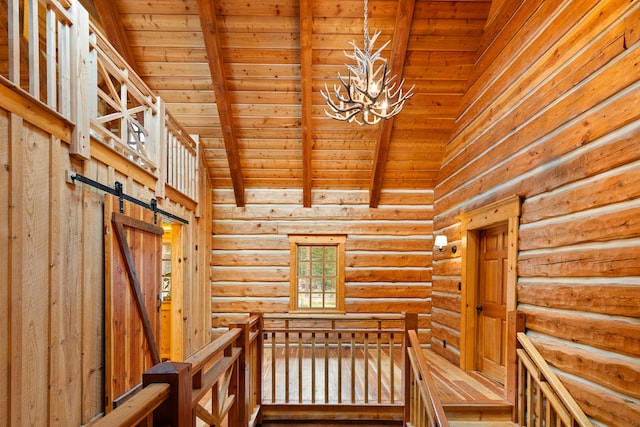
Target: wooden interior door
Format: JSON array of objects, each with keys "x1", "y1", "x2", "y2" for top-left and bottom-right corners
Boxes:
[
  {"x1": 476, "y1": 223, "x2": 508, "y2": 383},
  {"x1": 105, "y1": 195, "x2": 163, "y2": 410}
]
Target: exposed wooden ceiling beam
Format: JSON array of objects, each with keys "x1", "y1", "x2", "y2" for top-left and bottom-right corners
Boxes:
[
  {"x1": 196, "y1": 0, "x2": 245, "y2": 207},
  {"x1": 93, "y1": 0, "x2": 139, "y2": 73},
  {"x1": 300, "y1": 0, "x2": 313, "y2": 207},
  {"x1": 369, "y1": 0, "x2": 416, "y2": 208}
]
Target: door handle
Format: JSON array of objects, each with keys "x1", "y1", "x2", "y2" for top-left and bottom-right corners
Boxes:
[{"x1": 476, "y1": 305, "x2": 484, "y2": 313}]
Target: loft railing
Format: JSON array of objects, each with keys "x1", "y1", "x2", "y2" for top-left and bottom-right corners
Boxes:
[
  {"x1": 261, "y1": 313, "x2": 407, "y2": 406},
  {"x1": 516, "y1": 332, "x2": 593, "y2": 427},
  {"x1": 406, "y1": 329, "x2": 449, "y2": 427},
  {"x1": 89, "y1": 23, "x2": 160, "y2": 174},
  {"x1": 1, "y1": 0, "x2": 199, "y2": 203}
]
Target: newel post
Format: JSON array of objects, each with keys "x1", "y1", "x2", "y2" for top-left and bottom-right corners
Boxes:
[
  {"x1": 143, "y1": 361, "x2": 192, "y2": 426},
  {"x1": 403, "y1": 312, "x2": 418, "y2": 423}
]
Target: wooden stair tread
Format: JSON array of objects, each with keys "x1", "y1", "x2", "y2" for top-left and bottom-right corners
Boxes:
[{"x1": 422, "y1": 349, "x2": 508, "y2": 404}]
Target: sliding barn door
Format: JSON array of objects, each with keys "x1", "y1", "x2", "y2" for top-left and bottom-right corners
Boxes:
[{"x1": 104, "y1": 195, "x2": 163, "y2": 410}]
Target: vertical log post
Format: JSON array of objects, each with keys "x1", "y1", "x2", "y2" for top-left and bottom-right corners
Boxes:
[
  {"x1": 403, "y1": 312, "x2": 418, "y2": 424},
  {"x1": 143, "y1": 361, "x2": 191, "y2": 427}
]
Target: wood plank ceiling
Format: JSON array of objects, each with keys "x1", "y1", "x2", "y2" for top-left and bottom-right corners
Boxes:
[{"x1": 89, "y1": 0, "x2": 493, "y2": 207}]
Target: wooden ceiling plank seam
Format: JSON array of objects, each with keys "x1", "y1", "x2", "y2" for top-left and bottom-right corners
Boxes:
[
  {"x1": 93, "y1": 0, "x2": 140, "y2": 74},
  {"x1": 300, "y1": 0, "x2": 313, "y2": 207},
  {"x1": 369, "y1": 0, "x2": 417, "y2": 208},
  {"x1": 196, "y1": 0, "x2": 245, "y2": 207}
]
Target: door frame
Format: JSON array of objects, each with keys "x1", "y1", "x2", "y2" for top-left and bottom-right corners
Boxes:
[{"x1": 459, "y1": 195, "x2": 521, "y2": 400}]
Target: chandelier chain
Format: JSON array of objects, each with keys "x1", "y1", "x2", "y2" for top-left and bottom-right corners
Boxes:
[{"x1": 363, "y1": 0, "x2": 369, "y2": 51}]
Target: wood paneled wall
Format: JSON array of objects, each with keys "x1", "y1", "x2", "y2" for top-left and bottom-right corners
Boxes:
[
  {"x1": 432, "y1": 1, "x2": 640, "y2": 426},
  {"x1": 211, "y1": 189, "x2": 434, "y2": 341},
  {"x1": 0, "y1": 92, "x2": 212, "y2": 425}
]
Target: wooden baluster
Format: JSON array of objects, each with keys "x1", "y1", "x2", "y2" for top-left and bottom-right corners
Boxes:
[
  {"x1": 285, "y1": 321, "x2": 290, "y2": 403},
  {"x1": 271, "y1": 331, "x2": 276, "y2": 403},
  {"x1": 298, "y1": 332, "x2": 303, "y2": 403},
  {"x1": 324, "y1": 331, "x2": 329, "y2": 403},
  {"x1": 350, "y1": 332, "x2": 356, "y2": 403},
  {"x1": 311, "y1": 332, "x2": 316, "y2": 404},
  {"x1": 364, "y1": 332, "x2": 369, "y2": 403},
  {"x1": 338, "y1": 332, "x2": 343, "y2": 403},
  {"x1": 390, "y1": 332, "x2": 395, "y2": 403},
  {"x1": 377, "y1": 328, "x2": 382, "y2": 403}
]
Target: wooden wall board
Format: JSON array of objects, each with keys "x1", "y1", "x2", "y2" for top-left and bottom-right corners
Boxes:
[
  {"x1": 518, "y1": 280, "x2": 640, "y2": 318},
  {"x1": 48, "y1": 135, "x2": 84, "y2": 425},
  {"x1": 8, "y1": 116, "x2": 51, "y2": 425},
  {"x1": 210, "y1": 189, "x2": 434, "y2": 336},
  {"x1": 0, "y1": 109, "x2": 8, "y2": 427},
  {"x1": 439, "y1": 43, "x2": 637, "y2": 211},
  {"x1": 560, "y1": 373, "x2": 640, "y2": 427},
  {"x1": 530, "y1": 333, "x2": 640, "y2": 400},
  {"x1": 432, "y1": 1, "x2": 640, "y2": 422},
  {"x1": 441, "y1": 1, "x2": 634, "y2": 194},
  {"x1": 0, "y1": 84, "x2": 212, "y2": 425}
]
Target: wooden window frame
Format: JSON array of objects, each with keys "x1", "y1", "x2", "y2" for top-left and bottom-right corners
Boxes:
[{"x1": 289, "y1": 235, "x2": 346, "y2": 313}]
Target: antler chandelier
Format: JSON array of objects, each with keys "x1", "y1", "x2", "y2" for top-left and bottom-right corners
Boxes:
[{"x1": 321, "y1": 0, "x2": 414, "y2": 125}]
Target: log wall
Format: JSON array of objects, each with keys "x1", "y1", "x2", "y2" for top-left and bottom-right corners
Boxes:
[
  {"x1": 210, "y1": 189, "x2": 434, "y2": 341},
  {"x1": 0, "y1": 88, "x2": 212, "y2": 425},
  {"x1": 433, "y1": 1, "x2": 640, "y2": 425}
]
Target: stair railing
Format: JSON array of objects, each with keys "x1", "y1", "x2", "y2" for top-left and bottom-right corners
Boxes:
[
  {"x1": 406, "y1": 329, "x2": 449, "y2": 427},
  {"x1": 89, "y1": 313, "x2": 263, "y2": 427},
  {"x1": 516, "y1": 332, "x2": 593, "y2": 427}
]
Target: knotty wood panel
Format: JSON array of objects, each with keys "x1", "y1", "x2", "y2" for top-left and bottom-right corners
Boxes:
[
  {"x1": 432, "y1": 2, "x2": 640, "y2": 424},
  {"x1": 0, "y1": 110, "x2": 8, "y2": 425}
]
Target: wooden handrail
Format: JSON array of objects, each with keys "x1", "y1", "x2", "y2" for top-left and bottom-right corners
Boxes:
[
  {"x1": 516, "y1": 332, "x2": 593, "y2": 427},
  {"x1": 185, "y1": 327, "x2": 242, "y2": 374},
  {"x1": 90, "y1": 383, "x2": 170, "y2": 427},
  {"x1": 407, "y1": 330, "x2": 449, "y2": 427},
  {"x1": 264, "y1": 312, "x2": 406, "y2": 321}
]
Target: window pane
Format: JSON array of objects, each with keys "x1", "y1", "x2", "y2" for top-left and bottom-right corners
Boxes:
[
  {"x1": 324, "y1": 293, "x2": 336, "y2": 308},
  {"x1": 324, "y1": 261, "x2": 336, "y2": 276},
  {"x1": 312, "y1": 277, "x2": 322, "y2": 292},
  {"x1": 298, "y1": 246, "x2": 309, "y2": 261},
  {"x1": 298, "y1": 261, "x2": 308, "y2": 276},
  {"x1": 298, "y1": 277, "x2": 310, "y2": 292},
  {"x1": 324, "y1": 278, "x2": 336, "y2": 292},
  {"x1": 311, "y1": 293, "x2": 323, "y2": 308},
  {"x1": 325, "y1": 247, "x2": 336, "y2": 261},
  {"x1": 298, "y1": 294, "x2": 310, "y2": 308},
  {"x1": 311, "y1": 247, "x2": 324, "y2": 260},
  {"x1": 311, "y1": 261, "x2": 323, "y2": 276}
]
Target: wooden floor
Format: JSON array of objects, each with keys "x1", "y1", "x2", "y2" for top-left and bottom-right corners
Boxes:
[{"x1": 261, "y1": 346, "x2": 509, "y2": 404}]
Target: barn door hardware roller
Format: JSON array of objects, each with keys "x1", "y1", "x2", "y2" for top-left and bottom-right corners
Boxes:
[{"x1": 69, "y1": 172, "x2": 189, "y2": 225}]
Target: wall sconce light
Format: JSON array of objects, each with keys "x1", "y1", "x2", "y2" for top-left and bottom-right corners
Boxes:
[{"x1": 434, "y1": 235, "x2": 457, "y2": 254}]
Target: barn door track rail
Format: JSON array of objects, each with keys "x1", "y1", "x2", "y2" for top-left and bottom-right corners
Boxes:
[{"x1": 70, "y1": 172, "x2": 189, "y2": 224}]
